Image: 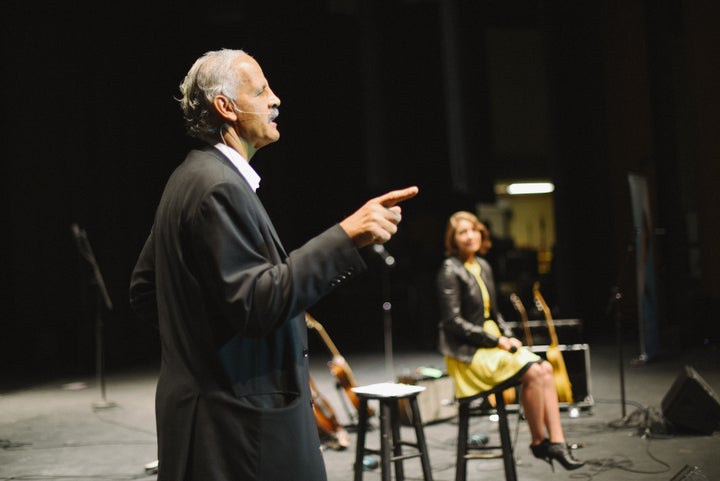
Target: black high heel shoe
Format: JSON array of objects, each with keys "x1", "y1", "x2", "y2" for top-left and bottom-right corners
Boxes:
[
  {"x1": 530, "y1": 439, "x2": 584, "y2": 472},
  {"x1": 530, "y1": 439, "x2": 550, "y2": 467}
]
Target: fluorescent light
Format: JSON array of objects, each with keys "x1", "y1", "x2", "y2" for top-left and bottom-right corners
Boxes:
[{"x1": 506, "y1": 182, "x2": 555, "y2": 195}]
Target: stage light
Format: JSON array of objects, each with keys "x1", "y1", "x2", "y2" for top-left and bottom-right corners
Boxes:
[{"x1": 506, "y1": 182, "x2": 555, "y2": 195}]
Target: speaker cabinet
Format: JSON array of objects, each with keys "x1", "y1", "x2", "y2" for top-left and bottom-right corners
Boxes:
[
  {"x1": 396, "y1": 374, "x2": 457, "y2": 425},
  {"x1": 661, "y1": 365, "x2": 720, "y2": 435},
  {"x1": 505, "y1": 318, "x2": 584, "y2": 345}
]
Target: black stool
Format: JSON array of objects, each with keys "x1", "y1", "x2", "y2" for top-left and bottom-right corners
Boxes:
[
  {"x1": 352, "y1": 382, "x2": 434, "y2": 481},
  {"x1": 455, "y1": 382, "x2": 521, "y2": 481}
]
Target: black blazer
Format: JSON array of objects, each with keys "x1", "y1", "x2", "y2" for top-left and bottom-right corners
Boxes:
[
  {"x1": 130, "y1": 146, "x2": 366, "y2": 481},
  {"x1": 436, "y1": 255, "x2": 513, "y2": 363}
]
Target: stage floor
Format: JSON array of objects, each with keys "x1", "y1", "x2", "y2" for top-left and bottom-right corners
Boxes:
[{"x1": 1, "y1": 342, "x2": 719, "y2": 481}]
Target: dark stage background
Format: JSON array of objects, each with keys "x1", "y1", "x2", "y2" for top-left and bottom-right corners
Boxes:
[{"x1": 3, "y1": 0, "x2": 719, "y2": 385}]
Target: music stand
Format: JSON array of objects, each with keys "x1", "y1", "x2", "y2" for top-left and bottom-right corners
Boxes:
[{"x1": 71, "y1": 223, "x2": 117, "y2": 410}]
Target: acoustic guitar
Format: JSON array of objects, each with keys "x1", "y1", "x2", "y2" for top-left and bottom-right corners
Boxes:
[
  {"x1": 305, "y1": 313, "x2": 374, "y2": 420},
  {"x1": 532, "y1": 282, "x2": 574, "y2": 403}
]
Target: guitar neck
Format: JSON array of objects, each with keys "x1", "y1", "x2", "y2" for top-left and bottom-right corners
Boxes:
[
  {"x1": 510, "y1": 293, "x2": 533, "y2": 347},
  {"x1": 305, "y1": 313, "x2": 358, "y2": 384},
  {"x1": 305, "y1": 313, "x2": 342, "y2": 358},
  {"x1": 532, "y1": 283, "x2": 560, "y2": 347}
]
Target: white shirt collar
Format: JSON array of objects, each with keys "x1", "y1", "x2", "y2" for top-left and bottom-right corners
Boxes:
[{"x1": 213, "y1": 143, "x2": 261, "y2": 192}]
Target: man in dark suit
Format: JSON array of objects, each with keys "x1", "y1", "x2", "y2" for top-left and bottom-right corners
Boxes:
[{"x1": 129, "y1": 49, "x2": 418, "y2": 481}]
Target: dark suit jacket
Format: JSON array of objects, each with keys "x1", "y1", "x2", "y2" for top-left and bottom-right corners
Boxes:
[
  {"x1": 436, "y1": 255, "x2": 513, "y2": 363},
  {"x1": 130, "y1": 146, "x2": 366, "y2": 481}
]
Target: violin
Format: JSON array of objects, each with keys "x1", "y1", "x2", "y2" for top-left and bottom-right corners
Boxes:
[
  {"x1": 309, "y1": 375, "x2": 350, "y2": 450},
  {"x1": 305, "y1": 313, "x2": 374, "y2": 420}
]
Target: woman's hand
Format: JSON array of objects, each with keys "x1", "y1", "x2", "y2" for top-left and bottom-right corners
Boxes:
[{"x1": 498, "y1": 336, "x2": 522, "y2": 353}]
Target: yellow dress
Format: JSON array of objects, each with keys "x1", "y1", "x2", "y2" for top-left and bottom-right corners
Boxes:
[{"x1": 445, "y1": 261, "x2": 540, "y2": 399}]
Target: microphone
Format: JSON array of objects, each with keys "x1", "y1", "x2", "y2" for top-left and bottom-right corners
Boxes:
[
  {"x1": 509, "y1": 346, "x2": 518, "y2": 354},
  {"x1": 232, "y1": 103, "x2": 279, "y2": 121},
  {"x1": 372, "y1": 244, "x2": 395, "y2": 267}
]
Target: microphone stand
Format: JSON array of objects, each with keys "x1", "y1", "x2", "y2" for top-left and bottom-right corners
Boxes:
[
  {"x1": 607, "y1": 285, "x2": 626, "y2": 419},
  {"x1": 607, "y1": 231, "x2": 635, "y2": 419},
  {"x1": 71, "y1": 224, "x2": 116, "y2": 410},
  {"x1": 372, "y1": 245, "x2": 396, "y2": 381}
]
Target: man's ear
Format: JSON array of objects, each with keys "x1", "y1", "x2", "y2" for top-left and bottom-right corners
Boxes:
[{"x1": 213, "y1": 95, "x2": 237, "y2": 123}]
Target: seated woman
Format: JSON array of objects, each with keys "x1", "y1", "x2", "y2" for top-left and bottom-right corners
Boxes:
[{"x1": 436, "y1": 211, "x2": 583, "y2": 471}]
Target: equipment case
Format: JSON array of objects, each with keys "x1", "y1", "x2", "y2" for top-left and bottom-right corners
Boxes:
[{"x1": 527, "y1": 343, "x2": 594, "y2": 409}]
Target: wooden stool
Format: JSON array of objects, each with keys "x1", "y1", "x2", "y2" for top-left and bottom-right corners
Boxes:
[
  {"x1": 352, "y1": 382, "x2": 434, "y2": 481},
  {"x1": 455, "y1": 382, "x2": 521, "y2": 481}
]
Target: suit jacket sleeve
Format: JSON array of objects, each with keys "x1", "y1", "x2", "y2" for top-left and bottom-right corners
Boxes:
[{"x1": 188, "y1": 180, "x2": 364, "y2": 339}]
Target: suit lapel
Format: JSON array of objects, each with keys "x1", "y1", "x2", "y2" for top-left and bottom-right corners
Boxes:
[
  {"x1": 207, "y1": 147, "x2": 288, "y2": 258},
  {"x1": 253, "y1": 198, "x2": 288, "y2": 258}
]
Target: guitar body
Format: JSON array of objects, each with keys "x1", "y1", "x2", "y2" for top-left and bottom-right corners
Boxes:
[
  {"x1": 545, "y1": 345, "x2": 574, "y2": 403},
  {"x1": 487, "y1": 387, "x2": 517, "y2": 407},
  {"x1": 503, "y1": 387, "x2": 517, "y2": 405},
  {"x1": 532, "y1": 283, "x2": 574, "y2": 404}
]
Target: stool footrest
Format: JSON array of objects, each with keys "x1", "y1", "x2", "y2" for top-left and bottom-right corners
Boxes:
[
  {"x1": 397, "y1": 441, "x2": 422, "y2": 449},
  {"x1": 467, "y1": 444, "x2": 503, "y2": 452},
  {"x1": 465, "y1": 452, "x2": 503, "y2": 460},
  {"x1": 360, "y1": 446, "x2": 424, "y2": 462},
  {"x1": 391, "y1": 452, "x2": 424, "y2": 462}
]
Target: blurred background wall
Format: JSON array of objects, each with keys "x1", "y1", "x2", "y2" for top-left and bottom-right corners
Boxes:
[{"x1": 2, "y1": 0, "x2": 718, "y2": 384}]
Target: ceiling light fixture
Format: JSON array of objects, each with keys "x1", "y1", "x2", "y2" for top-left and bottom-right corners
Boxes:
[{"x1": 506, "y1": 182, "x2": 555, "y2": 195}]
